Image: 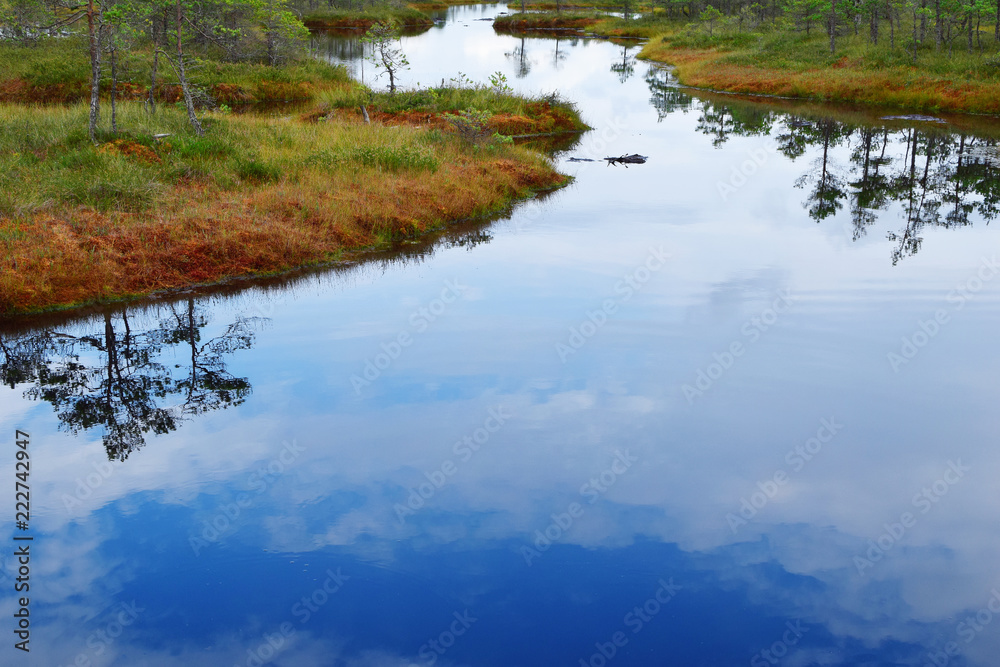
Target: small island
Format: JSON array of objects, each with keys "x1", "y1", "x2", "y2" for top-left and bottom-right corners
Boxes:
[{"x1": 0, "y1": 1, "x2": 586, "y2": 315}]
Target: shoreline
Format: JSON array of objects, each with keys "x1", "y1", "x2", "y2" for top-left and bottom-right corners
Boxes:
[
  {"x1": 1, "y1": 86, "x2": 586, "y2": 316},
  {"x1": 0, "y1": 110, "x2": 576, "y2": 316},
  {"x1": 492, "y1": 10, "x2": 1000, "y2": 116},
  {"x1": 637, "y1": 42, "x2": 1000, "y2": 116},
  {"x1": 0, "y1": 182, "x2": 567, "y2": 320}
]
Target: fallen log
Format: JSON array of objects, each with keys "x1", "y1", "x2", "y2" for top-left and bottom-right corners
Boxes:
[{"x1": 605, "y1": 154, "x2": 647, "y2": 167}]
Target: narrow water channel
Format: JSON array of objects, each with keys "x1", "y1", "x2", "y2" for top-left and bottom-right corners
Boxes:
[{"x1": 3, "y1": 4, "x2": 1000, "y2": 665}]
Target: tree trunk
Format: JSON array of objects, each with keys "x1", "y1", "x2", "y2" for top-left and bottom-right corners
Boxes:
[
  {"x1": 936, "y1": 0, "x2": 943, "y2": 49},
  {"x1": 889, "y1": 4, "x2": 895, "y2": 49},
  {"x1": 968, "y1": 10, "x2": 974, "y2": 51},
  {"x1": 110, "y1": 30, "x2": 118, "y2": 135},
  {"x1": 976, "y1": 10, "x2": 982, "y2": 52},
  {"x1": 176, "y1": 0, "x2": 204, "y2": 136},
  {"x1": 149, "y1": 23, "x2": 160, "y2": 114},
  {"x1": 829, "y1": 0, "x2": 837, "y2": 53},
  {"x1": 87, "y1": 0, "x2": 101, "y2": 143}
]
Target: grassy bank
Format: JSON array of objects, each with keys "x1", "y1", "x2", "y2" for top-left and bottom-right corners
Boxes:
[
  {"x1": 493, "y1": 12, "x2": 602, "y2": 32},
  {"x1": 501, "y1": 5, "x2": 1000, "y2": 114},
  {"x1": 521, "y1": 1, "x2": 650, "y2": 10},
  {"x1": 314, "y1": 84, "x2": 587, "y2": 136},
  {"x1": 302, "y1": 7, "x2": 434, "y2": 30},
  {"x1": 0, "y1": 84, "x2": 583, "y2": 314},
  {"x1": 590, "y1": 13, "x2": 674, "y2": 38},
  {"x1": 0, "y1": 37, "x2": 353, "y2": 106},
  {"x1": 637, "y1": 20, "x2": 1000, "y2": 115},
  {"x1": 408, "y1": 0, "x2": 482, "y2": 9}
]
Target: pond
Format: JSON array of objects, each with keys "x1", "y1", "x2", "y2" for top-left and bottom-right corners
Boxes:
[{"x1": 3, "y1": 4, "x2": 1000, "y2": 665}]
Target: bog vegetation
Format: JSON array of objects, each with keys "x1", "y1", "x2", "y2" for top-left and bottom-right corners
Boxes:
[
  {"x1": 0, "y1": 1, "x2": 585, "y2": 314},
  {"x1": 496, "y1": 0, "x2": 1000, "y2": 112}
]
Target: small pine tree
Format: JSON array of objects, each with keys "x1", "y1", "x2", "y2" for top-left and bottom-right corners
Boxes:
[
  {"x1": 699, "y1": 5, "x2": 724, "y2": 36},
  {"x1": 361, "y1": 21, "x2": 409, "y2": 94}
]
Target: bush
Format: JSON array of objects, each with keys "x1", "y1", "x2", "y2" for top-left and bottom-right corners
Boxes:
[
  {"x1": 307, "y1": 144, "x2": 440, "y2": 172},
  {"x1": 236, "y1": 159, "x2": 281, "y2": 183}
]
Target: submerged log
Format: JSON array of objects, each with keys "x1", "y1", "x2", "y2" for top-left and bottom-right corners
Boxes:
[{"x1": 605, "y1": 154, "x2": 647, "y2": 167}]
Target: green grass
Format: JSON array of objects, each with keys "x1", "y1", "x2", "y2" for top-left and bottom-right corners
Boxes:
[
  {"x1": 307, "y1": 143, "x2": 442, "y2": 172},
  {"x1": 315, "y1": 83, "x2": 586, "y2": 128},
  {"x1": 590, "y1": 11, "x2": 677, "y2": 38},
  {"x1": 0, "y1": 97, "x2": 568, "y2": 314},
  {"x1": 0, "y1": 36, "x2": 353, "y2": 105},
  {"x1": 302, "y1": 6, "x2": 434, "y2": 28},
  {"x1": 644, "y1": 15, "x2": 1000, "y2": 82},
  {"x1": 0, "y1": 74, "x2": 579, "y2": 218},
  {"x1": 634, "y1": 15, "x2": 1000, "y2": 113}
]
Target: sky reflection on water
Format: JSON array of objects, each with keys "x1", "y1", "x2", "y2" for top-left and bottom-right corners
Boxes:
[{"x1": 2, "y1": 4, "x2": 1000, "y2": 666}]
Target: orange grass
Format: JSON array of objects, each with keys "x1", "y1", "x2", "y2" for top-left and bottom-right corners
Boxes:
[
  {"x1": 0, "y1": 77, "x2": 347, "y2": 106},
  {"x1": 347, "y1": 101, "x2": 582, "y2": 135},
  {"x1": 493, "y1": 13, "x2": 601, "y2": 31},
  {"x1": 302, "y1": 7, "x2": 434, "y2": 30},
  {"x1": 0, "y1": 109, "x2": 566, "y2": 315},
  {"x1": 640, "y1": 42, "x2": 1000, "y2": 115}
]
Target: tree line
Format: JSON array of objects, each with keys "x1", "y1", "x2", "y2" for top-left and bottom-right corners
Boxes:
[
  {"x1": 0, "y1": 0, "x2": 308, "y2": 140},
  {"x1": 653, "y1": 0, "x2": 1000, "y2": 56}
]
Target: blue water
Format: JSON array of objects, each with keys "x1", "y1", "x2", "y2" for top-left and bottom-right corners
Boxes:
[{"x1": 3, "y1": 4, "x2": 1000, "y2": 666}]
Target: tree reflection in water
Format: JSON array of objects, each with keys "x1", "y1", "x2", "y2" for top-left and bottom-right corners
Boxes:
[
  {"x1": 645, "y1": 65, "x2": 1000, "y2": 264},
  {"x1": 610, "y1": 44, "x2": 636, "y2": 84},
  {"x1": 0, "y1": 299, "x2": 258, "y2": 461}
]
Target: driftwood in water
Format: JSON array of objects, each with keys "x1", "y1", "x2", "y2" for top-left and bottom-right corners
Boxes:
[{"x1": 605, "y1": 154, "x2": 647, "y2": 167}]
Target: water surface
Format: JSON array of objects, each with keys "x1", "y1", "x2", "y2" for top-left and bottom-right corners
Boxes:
[{"x1": 3, "y1": 5, "x2": 1000, "y2": 666}]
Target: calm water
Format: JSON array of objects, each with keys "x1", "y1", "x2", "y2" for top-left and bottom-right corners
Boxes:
[{"x1": 4, "y1": 5, "x2": 1000, "y2": 666}]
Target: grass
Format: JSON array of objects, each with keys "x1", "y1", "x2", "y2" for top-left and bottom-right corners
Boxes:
[
  {"x1": 590, "y1": 12, "x2": 676, "y2": 38},
  {"x1": 407, "y1": 0, "x2": 484, "y2": 8},
  {"x1": 302, "y1": 6, "x2": 434, "y2": 29},
  {"x1": 324, "y1": 83, "x2": 587, "y2": 132},
  {"x1": 637, "y1": 18, "x2": 1000, "y2": 114},
  {"x1": 493, "y1": 11, "x2": 604, "y2": 32},
  {"x1": 0, "y1": 37, "x2": 355, "y2": 106},
  {"x1": 520, "y1": 1, "x2": 652, "y2": 10},
  {"x1": 0, "y1": 93, "x2": 575, "y2": 315}
]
